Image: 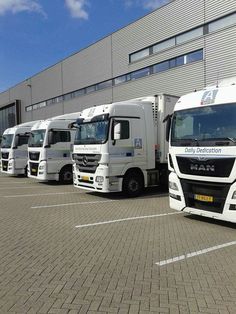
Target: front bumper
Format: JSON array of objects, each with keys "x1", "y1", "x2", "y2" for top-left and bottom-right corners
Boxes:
[
  {"x1": 73, "y1": 165, "x2": 122, "y2": 193},
  {"x1": 169, "y1": 172, "x2": 236, "y2": 223}
]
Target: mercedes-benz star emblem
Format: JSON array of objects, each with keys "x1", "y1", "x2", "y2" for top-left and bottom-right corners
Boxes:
[{"x1": 82, "y1": 156, "x2": 88, "y2": 166}]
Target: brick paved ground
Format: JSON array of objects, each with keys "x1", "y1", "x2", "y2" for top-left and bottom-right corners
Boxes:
[{"x1": 0, "y1": 173, "x2": 236, "y2": 313}]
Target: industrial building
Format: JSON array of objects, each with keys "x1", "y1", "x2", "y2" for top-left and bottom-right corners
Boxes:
[{"x1": 1, "y1": 0, "x2": 236, "y2": 136}]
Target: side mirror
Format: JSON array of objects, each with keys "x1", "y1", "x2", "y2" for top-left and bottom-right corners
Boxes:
[
  {"x1": 48, "y1": 130, "x2": 54, "y2": 145},
  {"x1": 13, "y1": 134, "x2": 19, "y2": 149},
  {"x1": 163, "y1": 114, "x2": 172, "y2": 142},
  {"x1": 113, "y1": 122, "x2": 121, "y2": 140}
]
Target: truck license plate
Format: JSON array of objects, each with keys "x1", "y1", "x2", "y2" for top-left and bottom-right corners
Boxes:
[
  {"x1": 32, "y1": 168, "x2": 37, "y2": 173},
  {"x1": 194, "y1": 194, "x2": 213, "y2": 202},
  {"x1": 82, "y1": 176, "x2": 89, "y2": 181}
]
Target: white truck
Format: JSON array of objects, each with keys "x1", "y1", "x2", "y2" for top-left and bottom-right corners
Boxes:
[
  {"x1": 1, "y1": 121, "x2": 41, "y2": 176},
  {"x1": 167, "y1": 77, "x2": 236, "y2": 223},
  {"x1": 72, "y1": 95, "x2": 178, "y2": 196},
  {"x1": 27, "y1": 112, "x2": 80, "y2": 183}
]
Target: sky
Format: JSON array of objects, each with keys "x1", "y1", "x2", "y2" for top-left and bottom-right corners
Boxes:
[{"x1": 0, "y1": 0, "x2": 171, "y2": 93}]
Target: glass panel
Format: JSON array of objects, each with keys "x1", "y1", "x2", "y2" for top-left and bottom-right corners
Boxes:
[
  {"x1": 176, "y1": 55, "x2": 185, "y2": 66},
  {"x1": 130, "y1": 48, "x2": 149, "y2": 62},
  {"x1": 86, "y1": 85, "x2": 96, "y2": 94},
  {"x1": 26, "y1": 106, "x2": 32, "y2": 112},
  {"x1": 1, "y1": 134, "x2": 13, "y2": 148},
  {"x1": 52, "y1": 130, "x2": 71, "y2": 143},
  {"x1": 28, "y1": 130, "x2": 46, "y2": 147},
  {"x1": 153, "y1": 38, "x2": 175, "y2": 53},
  {"x1": 171, "y1": 103, "x2": 236, "y2": 147},
  {"x1": 153, "y1": 61, "x2": 169, "y2": 73},
  {"x1": 74, "y1": 120, "x2": 109, "y2": 145},
  {"x1": 114, "y1": 75, "x2": 127, "y2": 85},
  {"x1": 169, "y1": 58, "x2": 176, "y2": 68},
  {"x1": 130, "y1": 67, "x2": 150, "y2": 80},
  {"x1": 209, "y1": 13, "x2": 236, "y2": 33},
  {"x1": 186, "y1": 49, "x2": 203, "y2": 64},
  {"x1": 176, "y1": 27, "x2": 203, "y2": 44},
  {"x1": 74, "y1": 89, "x2": 85, "y2": 97},
  {"x1": 97, "y1": 80, "x2": 112, "y2": 90}
]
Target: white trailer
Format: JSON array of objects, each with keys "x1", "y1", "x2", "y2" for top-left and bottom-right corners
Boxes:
[
  {"x1": 27, "y1": 112, "x2": 80, "y2": 183},
  {"x1": 167, "y1": 77, "x2": 236, "y2": 223},
  {"x1": 72, "y1": 95, "x2": 178, "y2": 196},
  {"x1": 1, "y1": 121, "x2": 42, "y2": 176}
]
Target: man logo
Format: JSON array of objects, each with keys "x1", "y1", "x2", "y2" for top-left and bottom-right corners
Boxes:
[
  {"x1": 200, "y1": 89, "x2": 218, "y2": 105},
  {"x1": 190, "y1": 164, "x2": 215, "y2": 172}
]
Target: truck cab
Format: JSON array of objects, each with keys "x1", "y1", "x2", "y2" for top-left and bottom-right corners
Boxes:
[
  {"x1": 168, "y1": 77, "x2": 236, "y2": 223},
  {"x1": 72, "y1": 95, "x2": 177, "y2": 196},
  {"x1": 1, "y1": 121, "x2": 41, "y2": 176},
  {"x1": 27, "y1": 113, "x2": 80, "y2": 183}
]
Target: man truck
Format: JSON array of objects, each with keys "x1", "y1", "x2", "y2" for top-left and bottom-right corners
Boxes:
[
  {"x1": 1, "y1": 121, "x2": 41, "y2": 176},
  {"x1": 167, "y1": 77, "x2": 236, "y2": 223},
  {"x1": 27, "y1": 112, "x2": 80, "y2": 183},
  {"x1": 72, "y1": 95, "x2": 178, "y2": 196}
]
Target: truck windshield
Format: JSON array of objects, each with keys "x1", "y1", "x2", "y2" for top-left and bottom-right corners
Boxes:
[
  {"x1": 74, "y1": 120, "x2": 109, "y2": 145},
  {"x1": 1, "y1": 134, "x2": 14, "y2": 148},
  {"x1": 28, "y1": 130, "x2": 46, "y2": 147},
  {"x1": 171, "y1": 103, "x2": 236, "y2": 146}
]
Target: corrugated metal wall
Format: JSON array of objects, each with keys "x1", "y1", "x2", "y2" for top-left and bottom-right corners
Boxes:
[{"x1": 0, "y1": 0, "x2": 236, "y2": 124}]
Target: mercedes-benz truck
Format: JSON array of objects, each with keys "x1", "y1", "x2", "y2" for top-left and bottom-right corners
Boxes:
[{"x1": 72, "y1": 95, "x2": 178, "y2": 196}]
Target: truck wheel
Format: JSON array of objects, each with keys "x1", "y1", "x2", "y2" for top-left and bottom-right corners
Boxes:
[
  {"x1": 123, "y1": 172, "x2": 144, "y2": 197},
  {"x1": 59, "y1": 166, "x2": 73, "y2": 184}
]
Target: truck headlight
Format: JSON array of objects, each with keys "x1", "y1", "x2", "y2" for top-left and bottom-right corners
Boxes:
[
  {"x1": 232, "y1": 191, "x2": 236, "y2": 199},
  {"x1": 95, "y1": 176, "x2": 104, "y2": 183},
  {"x1": 8, "y1": 159, "x2": 13, "y2": 166},
  {"x1": 169, "y1": 181, "x2": 179, "y2": 191}
]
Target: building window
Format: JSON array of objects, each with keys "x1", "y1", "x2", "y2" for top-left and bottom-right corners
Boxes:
[
  {"x1": 153, "y1": 60, "x2": 169, "y2": 73},
  {"x1": 186, "y1": 49, "x2": 203, "y2": 64},
  {"x1": 153, "y1": 37, "x2": 175, "y2": 53},
  {"x1": 86, "y1": 85, "x2": 96, "y2": 94},
  {"x1": 114, "y1": 75, "x2": 127, "y2": 85},
  {"x1": 26, "y1": 106, "x2": 32, "y2": 112},
  {"x1": 97, "y1": 80, "x2": 112, "y2": 90},
  {"x1": 176, "y1": 55, "x2": 185, "y2": 66},
  {"x1": 176, "y1": 27, "x2": 203, "y2": 45},
  {"x1": 129, "y1": 48, "x2": 150, "y2": 63},
  {"x1": 209, "y1": 12, "x2": 236, "y2": 33},
  {"x1": 74, "y1": 89, "x2": 85, "y2": 97},
  {"x1": 130, "y1": 67, "x2": 150, "y2": 80}
]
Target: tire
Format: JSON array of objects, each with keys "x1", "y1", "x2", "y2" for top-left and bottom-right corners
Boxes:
[
  {"x1": 122, "y1": 172, "x2": 144, "y2": 197},
  {"x1": 59, "y1": 166, "x2": 73, "y2": 184},
  {"x1": 24, "y1": 165, "x2": 28, "y2": 177}
]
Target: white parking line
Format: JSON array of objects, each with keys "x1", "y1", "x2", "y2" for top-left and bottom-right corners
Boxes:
[
  {"x1": 156, "y1": 240, "x2": 236, "y2": 266},
  {"x1": 75, "y1": 212, "x2": 181, "y2": 228},
  {"x1": 31, "y1": 199, "x2": 119, "y2": 209},
  {"x1": 4, "y1": 192, "x2": 81, "y2": 198}
]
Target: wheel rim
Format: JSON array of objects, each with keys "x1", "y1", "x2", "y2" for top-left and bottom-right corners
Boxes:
[
  {"x1": 128, "y1": 178, "x2": 139, "y2": 192},
  {"x1": 62, "y1": 170, "x2": 72, "y2": 182}
]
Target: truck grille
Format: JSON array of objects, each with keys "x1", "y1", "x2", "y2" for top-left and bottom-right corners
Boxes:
[
  {"x1": 180, "y1": 179, "x2": 230, "y2": 214},
  {"x1": 29, "y1": 152, "x2": 40, "y2": 161},
  {"x1": 1, "y1": 152, "x2": 9, "y2": 159},
  {"x1": 29, "y1": 162, "x2": 39, "y2": 176},
  {"x1": 73, "y1": 154, "x2": 101, "y2": 174},
  {"x1": 177, "y1": 156, "x2": 235, "y2": 177},
  {"x1": 2, "y1": 160, "x2": 8, "y2": 171}
]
